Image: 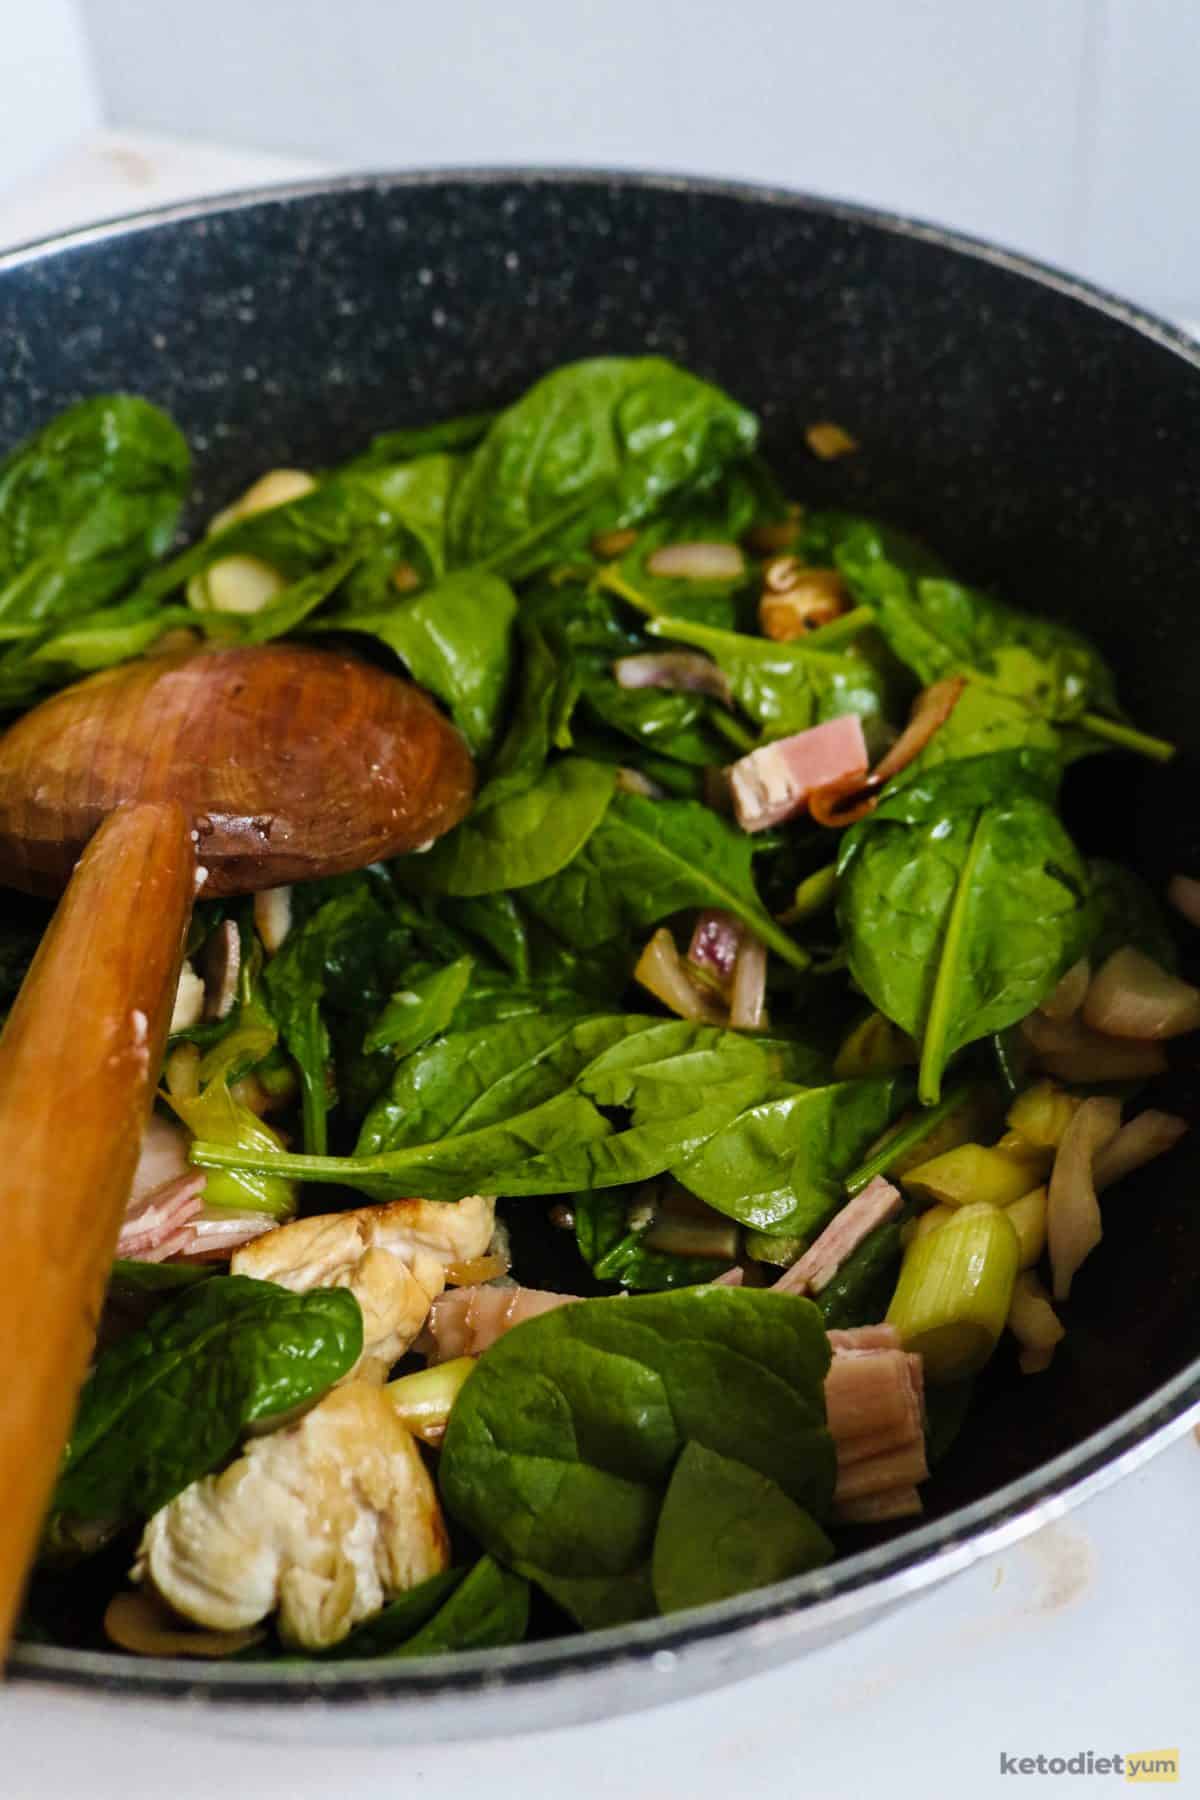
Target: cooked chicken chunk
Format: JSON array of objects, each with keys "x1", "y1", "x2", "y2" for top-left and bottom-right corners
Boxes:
[
  {"x1": 231, "y1": 1196, "x2": 495, "y2": 1381},
  {"x1": 135, "y1": 1383, "x2": 449, "y2": 1649}
]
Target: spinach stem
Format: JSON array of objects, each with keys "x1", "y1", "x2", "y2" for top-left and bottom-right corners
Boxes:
[
  {"x1": 594, "y1": 565, "x2": 656, "y2": 616},
  {"x1": 844, "y1": 1080, "x2": 975, "y2": 1195},
  {"x1": 804, "y1": 605, "x2": 876, "y2": 649},
  {"x1": 1077, "y1": 711, "x2": 1176, "y2": 763},
  {"x1": 707, "y1": 709, "x2": 756, "y2": 752},
  {"x1": 918, "y1": 814, "x2": 987, "y2": 1106}
]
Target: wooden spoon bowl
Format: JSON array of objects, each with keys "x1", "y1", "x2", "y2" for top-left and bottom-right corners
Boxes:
[{"x1": 0, "y1": 642, "x2": 475, "y2": 897}]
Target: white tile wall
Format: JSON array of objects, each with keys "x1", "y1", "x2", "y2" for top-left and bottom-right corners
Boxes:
[{"x1": 11, "y1": 0, "x2": 1200, "y2": 316}]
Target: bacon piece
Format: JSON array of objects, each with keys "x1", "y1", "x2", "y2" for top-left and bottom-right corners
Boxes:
[
  {"x1": 774, "y1": 1176, "x2": 902, "y2": 1297},
  {"x1": 824, "y1": 1346, "x2": 923, "y2": 1444},
  {"x1": 418, "y1": 1283, "x2": 579, "y2": 1363},
  {"x1": 836, "y1": 1486, "x2": 924, "y2": 1523},
  {"x1": 129, "y1": 1114, "x2": 192, "y2": 1205},
  {"x1": 827, "y1": 1324, "x2": 902, "y2": 1352},
  {"x1": 728, "y1": 716, "x2": 869, "y2": 833},
  {"x1": 116, "y1": 1172, "x2": 206, "y2": 1262},
  {"x1": 834, "y1": 1439, "x2": 929, "y2": 1502},
  {"x1": 174, "y1": 1209, "x2": 279, "y2": 1261}
]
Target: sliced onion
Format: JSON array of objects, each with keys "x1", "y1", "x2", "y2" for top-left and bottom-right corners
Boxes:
[
  {"x1": 175, "y1": 1207, "x2": 279, "y2": 1261},
  {"x1": 1007, "y1": 1269, "x2": 1065, "y2": 1373},
  {"x1": 1020, "y1": 1011, "x2": 1168, "y2": 1083},
  {"x1": 615, "y1": 766, "x2": 666, "y2": 799},
  {"x1": 710, "y1": 1266, "x2": 745, "y2": 1286},
  {"x1": 688, "y1": 909, "x2": 745, "y2": 989},
  {"x1": 1047, "y1": 1096, "x2": 1122, "y2": 1301},
  {"x1": 614, "y1": 650, "x2": 732, "y2": 706},
  {"x1": 1040, "y1": 957, "x2": 1091, "y2": 1021},
  {"x1": 1082, "y1": 946, "x2": 1200, "y2": 1040},
  {"x1": 589, "y1": 526, "x2": 639, "y2": 558},
  {"x1": 634, "y1": 928, "x2": 727, "y2": 1024},
  {"x1": 729, "y1": 932, "x2": 769, "y2": 1032},
  {"x1": 1093, "y1": 1110, "x2": 1188, "y2": 1192},
  {"x1": 1168, "y1": 873, "x2": 1200, "y2": 929},
  {"x1": 809, "y1": 678, "x2": 966, "y2": 827},
  {"x1": 645, "y1": 541, "x2": 745, "y2": 581}
]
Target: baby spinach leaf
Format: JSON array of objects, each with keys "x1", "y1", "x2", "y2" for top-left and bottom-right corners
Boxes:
[
  {"x1": 362, "y1": 956, "x2": 473, "y2": 1056},
  {"x1": 573, "y1": 1190, "x2": 731, "y2": 1292},
  {"x1": 645, "y1": 614, "x2": 885, "y2": 740},
  {"x1": 838, "y1": 752, "x2": 1092, "y2": 1103},
  {"x1": 328, "y1": 568, "x2": 517, "y2": 757},
  {"x1": 397, "y1": 1555, "x2": 530, "y2": 1656},
  {"x1": 52, "y1": 1277, "x2": 362, "y2": 1530},
  {"x1": 473, "y1": 618, "x2": 580, "y2": 811},
  {"x1": 314, "y1": 1569, "x2": 465, "y2": 1658},
  {"x1": 438, "y1": 1288, "x2": 834, "y2": 1623},
  {"x1": 651, "y1": 1441, "x2": 833, "y2": 1614},
  {"x1": 448, "y1": 358, "x2": 758, "y2": 569},
  {"x1": 347, "y1": 410, "x2": 496, "y2": 469},
  {"x1": 577, "y1": 661, "x2": 726, "y2": 766},
  {"x1": 402, "y1": 757, "x2": 616, "y2": 896},
  {"x1": 0, "y1": 394, "x2": 189, "y2": 627},
  {"x1": 672, "y1": 1075, "x2": 908, "y2": 1236},
  {"x1": 521, "y1": 790, "x2": 809, "y2": 970},
  {"x1": 135, "y1": 454, "x2": 459, "y2": 603}
]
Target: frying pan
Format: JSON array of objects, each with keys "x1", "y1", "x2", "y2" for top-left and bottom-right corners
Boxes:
[{"x1": 2, "y1": 170, "x2": 1199, "y2": 1739}]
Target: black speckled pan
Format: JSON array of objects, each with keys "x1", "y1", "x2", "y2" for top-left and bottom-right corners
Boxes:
[{"x1": 3, "y1": 171, "x2": 1200, "y2": 1740}]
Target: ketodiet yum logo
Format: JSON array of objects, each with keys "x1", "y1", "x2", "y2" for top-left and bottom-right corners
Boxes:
[{"x1": 998, "y1": 1750, "x2": 1179, "y2": 1782}]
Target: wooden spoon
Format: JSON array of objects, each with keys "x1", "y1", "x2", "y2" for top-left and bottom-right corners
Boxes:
[{"x1": 0, "y1": 643, "x2": 474, "y2": 1650}]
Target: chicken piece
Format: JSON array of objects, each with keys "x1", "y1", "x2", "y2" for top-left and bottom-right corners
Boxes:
[
  {"x1": 231, "y1": 1196, "x2": 495, "y2": 1380},
  {"x1": 135, "y1": 1383, "x2": 449, "y2": 1649}
]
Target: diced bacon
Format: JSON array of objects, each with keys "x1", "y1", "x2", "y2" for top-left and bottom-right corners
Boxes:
[
  {"x1": 827, "y1": 1324, "x2": 902, "y2": 1352},
  {"x1": 824, "y1": 1346, "x2": 923, "y2": 1445},
  {"x1": 774, "y1": 1176, "x2": 902, "y2": 1296},
  {"x1": 116, "y1": 1172, "x2": 206, "y2": 1262},
  {"x1": 729, "y1": 716, "x2": 868, "y2": 833},
  {"x1": 174, "y1": 1208, "x2": 280, "y2": 1261},
  {"x1": 835, "y1": 1486, "x2": 924, "y2": 1523},
  {"x1": 417, "y1": 1283, "x2": 579, "y2": 1363},
  {"x1": 834, "y1": 1438, "x2": 929, "y2": 1503}
]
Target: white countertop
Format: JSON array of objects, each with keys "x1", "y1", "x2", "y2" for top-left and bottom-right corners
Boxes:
[{"x1": 0, "y1": 132, "x2": 1196, "y2": 1800}]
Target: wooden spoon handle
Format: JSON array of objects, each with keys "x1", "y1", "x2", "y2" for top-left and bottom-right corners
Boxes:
[{"x1": 0, "y1": 801, "x2": 193, "y2": 1653}]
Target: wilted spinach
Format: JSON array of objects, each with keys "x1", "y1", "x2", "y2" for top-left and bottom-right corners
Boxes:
[
  {"x1": 837, "y1": 752, "x2": 1093, "y2": 1103},
  {"x1": 438, "y1": 1288, "x2": 834, "y2": 1627},
  {"x1": 51, "y1": 1277, "x2": 362, "y2": 1533}
]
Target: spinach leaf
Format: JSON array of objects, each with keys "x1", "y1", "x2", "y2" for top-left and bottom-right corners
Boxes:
[
  {"x1": 574, "y1": 1190, "x2": 730, "y2": 1291},
  {"x1": 397, "y1": 1555, "x2": 530, "y2": 1656},
  {"x1": 52, "y1": 1277, "x2": 362, "y2": 1530},
  {"x1": 837, "y1": 752, "x2": 1092, "y2": 1103},
  {"x1": 673, "y1": 1075, "x2": 908, "y2": 1236},
  {"x1": 402, "y1": 757, "x2": 616, "y2": 896},
  {"x1": 347, "y1": 410, "x2": 496, "y2": 469},
  {"x1": 438, "y1": 1288, "x2": 834, "y2": 1625},
  {"x1": 651, "y1": 1441, "x2": 833, "y2": 1614},
  {"x1": 315, "y1": 1569, "x2": 464, "y2": 1657},
  {"x1": 1087, "y1": 858, "x2": 1178, "y2": 971},
  {"x1": 0, "y1": 395, "x2": 189, "y2": 628},
  {"x1": 521, "y1": 790, "x2": 809, "y2": 970},
  {"x1": 136, "y1": 454, "x2": 459, "y2": 603},
  {"x1": 644, "y1": 614, "x2": 885, "y2": 740},
  {"x1": 362, "y1": 956, "x2": 473, "y2": 1056},
  {"x1": 448, "y1": 358, "x2": 758, "y2": 569},
  {"x1": 576, "y1": 661, "x2": 727, "y2": 766},
  {"x1": 473, "y1": 618, "x2": 579, "y2": 811},
  {"x1": 106, "y1": 1259, "x2": 216, "y2": 1303},
  {"x1": 198, "y1": 1020, "x2": 801, "y2": 1203},
  {"x1": 327, "y1": 568, "x2": 517, "y2": 757}
]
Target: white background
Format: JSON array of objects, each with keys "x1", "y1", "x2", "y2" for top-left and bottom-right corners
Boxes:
[
  {"x1": 0, "y1": 9, "x2": 1198, "y2": 1796},
  {"x1": 3, "y1": 0, "x2": 1196, "y2": 316}
]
